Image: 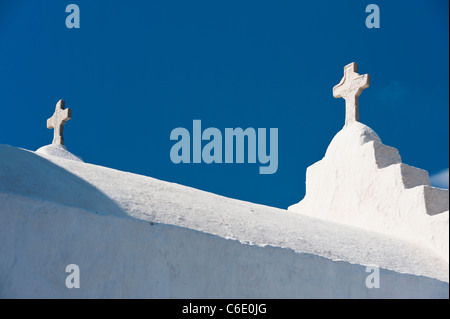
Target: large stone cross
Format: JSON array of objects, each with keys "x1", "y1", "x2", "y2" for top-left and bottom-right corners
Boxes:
[
  {"x1": 47, "y1": 99, "x2": 72, "y2": 145},
  {"x1": 333, "y1": 62, "x2": 370, "y2": 125}
]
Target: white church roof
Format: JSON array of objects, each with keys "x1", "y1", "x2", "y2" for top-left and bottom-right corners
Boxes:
[{"x1": 0, "y1": 143, "x2": 448, "y2": 283}]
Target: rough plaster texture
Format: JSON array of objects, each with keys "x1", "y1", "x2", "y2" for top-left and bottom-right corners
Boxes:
[
  {"x1": 288, "y1": 121, "x2": 449, "y2": 262},
  {"x1": 36, "y1": 144, "x2": 83, "y2": 162},
  {"x1": 0, "y1": 144, "x2": 448, "y2": 298},
  {"x1": 0, "y1": 192, "x2": 448, "y2": 299}
]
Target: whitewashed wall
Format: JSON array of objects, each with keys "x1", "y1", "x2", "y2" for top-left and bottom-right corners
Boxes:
[{"x1": 0, "y1": 193, "x2": 447, "y2": 299}]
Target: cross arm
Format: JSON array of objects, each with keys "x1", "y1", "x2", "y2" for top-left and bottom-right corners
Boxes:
[
  {"x1": 47, "y1": 117, "x2": 54, "y2": 129},
  {"x1": 332, "y1": 82, "x2": 345, "y2": 98},
  {"x1": 62, "y1": 108, "x2": 72, "y2": 123},
  {"x1": 352, "y1": 74, "x2": 370, "y2": 97}
]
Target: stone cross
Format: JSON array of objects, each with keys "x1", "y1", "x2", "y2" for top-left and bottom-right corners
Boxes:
[
  {"x1": 47, "y1": 99, "x2": 72, "y2": 145},
  {"x1": 333, "y1": 62, "x2": 370, "y2": 125}
]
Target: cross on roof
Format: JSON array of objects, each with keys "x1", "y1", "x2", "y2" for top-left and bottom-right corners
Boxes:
[
  {"x1": 333, "y1": 62, "x2": 370, "y2": 126},
  {"x1": 47, "y1": 100, "x2": 72, "y2": 145}
]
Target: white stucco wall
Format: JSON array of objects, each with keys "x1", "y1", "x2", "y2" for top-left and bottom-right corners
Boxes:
[
  {"x1": 289, "y1": 122, "x2": 449, "y2": 262},
  {"x1": 0, "y1": 193, "x2": 448, "y2": 299}
]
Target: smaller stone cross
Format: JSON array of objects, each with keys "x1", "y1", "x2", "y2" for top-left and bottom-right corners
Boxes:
[
  {"x1": 333, "y1": 62, "x2": 370, "y2": 125},
  {"x1": 47, "y1": 99, "x2": 72, "y2": 145}
]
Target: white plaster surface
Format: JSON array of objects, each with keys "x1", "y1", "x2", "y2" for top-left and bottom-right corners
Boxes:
[
  {"x1": 36, "y1": 144, "x2": 83, "y2": 162},
  {"x1": 289, "y1": 122, "x2": 449, "y2": 262},
  {"x1": 0, "y1": 143, "x2": 448, "y2": 298}
]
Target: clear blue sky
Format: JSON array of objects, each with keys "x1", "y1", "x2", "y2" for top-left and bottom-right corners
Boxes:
[{"x1": 1, "y1": 0, "x2": 448, "y2": 209}]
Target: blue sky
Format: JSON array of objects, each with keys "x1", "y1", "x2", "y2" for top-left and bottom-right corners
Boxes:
[{"x1": 0, "y1": 0, "x2": 448, "y2": 209}]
